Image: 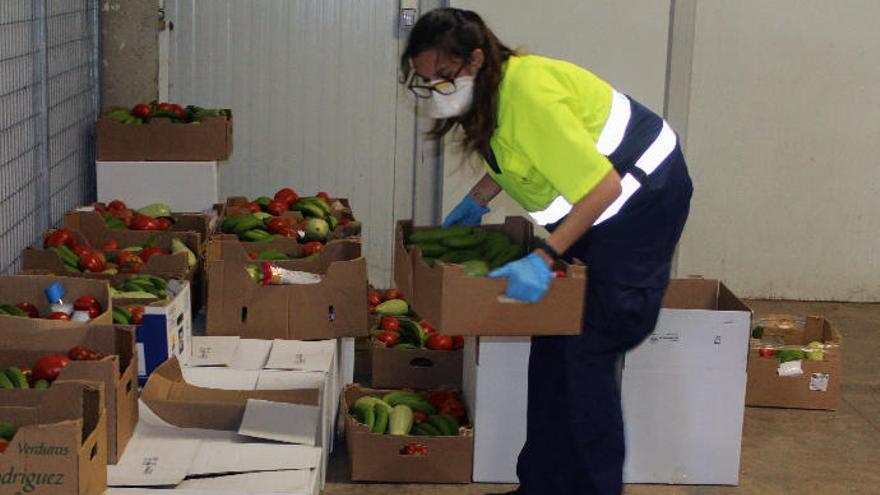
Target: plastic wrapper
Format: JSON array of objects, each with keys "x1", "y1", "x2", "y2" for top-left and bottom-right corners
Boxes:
[{"x1": 260, "y1": 262, "x2": 322, "y2": 286}]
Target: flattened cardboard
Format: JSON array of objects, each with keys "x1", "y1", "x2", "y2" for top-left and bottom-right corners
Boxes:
[
  {"x1": 96, "y1": 113, "x2": 233, "y2": 161},
  {"x1": 204, "y1": 238, "x2": 368, "y2": 339},
  {"x1": 746, "y1": 315, "x2": 842, "y2": 410},
  {"x1": 394, "y1": 218, "x2": 587, "y2": 336},
  {"x1": 0, "y1": 275, "x2": 111, "y2": 327},
  {"x1": 370, "y1": 339, "x2": 463, "y2": 390},
  {"x1": 0, "y1": 325, "x2": 138, "y2": 464},
  {"x1": 0, "y1": 381, "x2": 107, "y2": 495},
  {"x1": 140, "y1": 358, "x2": 319, "y2": 431},
  {"x1": 344, "y1": 384, "x2": 473, "y2": 483}
]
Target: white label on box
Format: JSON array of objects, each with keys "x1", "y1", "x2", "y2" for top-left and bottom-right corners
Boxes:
[
  {"x1": 777, "y1": 360, "x2": 804, "y2": 377},
  {"x1": 809, "y1": 373, "x2": 830, "y2": 392},
  {"x1": 265, "y1": 340, "x2": 335, "y2": 372},
  {"x1": 190, "y1": 337, "x2": 240, "y2": 366},
  {"x1": 238, "y1": 399, "x2": 320, "y2": 445},
  {"x1": 189, "y1": 337, "x2": 233, "y2": 365}
]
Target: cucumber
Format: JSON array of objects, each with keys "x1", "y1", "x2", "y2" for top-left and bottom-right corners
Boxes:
[
  {"x1": 441, "y1": 229, "x2": 487, "y2": 248},
  {"x1": 461, "y1": 260, "x2": 490, "y2": 277},
  {"x1": 439, "y1": 415, "x2": 460, "y2": 436},
  {"x1": 352, "y1": 402, "x2": 376, "y2": 430},
  {"x1": 388, "y1": 405, "x2": 414, "y2": 436},
  {"x1": 0, "y1": 421, "x2": 17, "y2": 441},
  {"x1": 353, "y1": 396, "x2": 392, "y2": 415},
  {"x1": 490, "y1": 244, "x2": 526, "y2": 269},
  {"x1": 0, "y1": 305, "x2": 27, "y2": 318},
  {"x1": 408, "y1": 243, "x2": 447, "y2": 258},
  {"x1": 382, "y1": 391, "x2": 425, "y2": 404},
  {"x1": 372, "y1": 403, "x2": 390, "y2": 434},
  {"x1": 0, "y1": 374, "x2": 14, "y2": 389},
  {"x1": 33, "y1": 379, "x2": 50, "y2": 390},
  {"x1": 233, "y1": 215, "x2": 265, "y2": 235},
  {"x1": 409, "y1": 226, "x2": 472, "y2": 243},
  {"x1": 5, "y1": 367, "x2": 29, "y2": 389},
  {"x1": 428, "y1": 415, "x2": 454, "y2": 436},
  {"x1": 439, "y1": 249, "x2": 482, "y2": 264}
]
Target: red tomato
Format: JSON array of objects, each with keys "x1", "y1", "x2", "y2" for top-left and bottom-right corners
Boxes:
[
  {"x1": 368, "y1": 304, "x2": 376, "y2": 315},
  {"x1": 266, "y1": 217, "x2": 289, "y2": 235},
  {"x1": 266, "y1": 200, "x2": 288, "y2": 216},
  {"x1": 32, "y1": 354, "x2": 71, "y2": 382},
  {"x1": 451, "y1": 336, "x2": 465, "y2": 349},
  {"x1": 71, "y1": 245, "x2": 91, "y2": 258},
  {"x1": 139, "y1": 246, "x2": 165, "y2": 262},
  {"x1": 554, "y1": 270, "x2": 566, "y2": 278},
  {"x1": 107, "y1": 199, "x2": 128, "y2": 211},
  {"x1": 0, "y1": 439, "x2": 8, "y2": 454},
  {"x1": 376, "y1": 331, "x2": 399, "y2": 347},
  {"x1": 339, "y1": 219, "x2": 351, "y2": 226},
  {"x1": 420, "y1": 321, "x2": 437, "y2": 335},
  {"x1": 18, "y1": 367, "x2": 31, "y2": 380},
  {"x1": 426, "y1": 334, "x2": 454, "y2": 351},
  {"x1": 156, "y1": 217, "x2": 173, "y2": 230},
  {"x1": 758, "y1": 348, "x2": 776, "y2": 358},
  {"x1": 46, "y1": 312, "x2": 71, "y2": 321},
  {"x1": 44, "y1": 228, "x2": 75, "y2": 248},
  {"x1": 79, "y1": 253, "x2": 105, "y2": 273},
  {"x1": 383, "y1": 289, "x2": 403, "y2": 302},
  {"x1": 131, "y1": 104, "x2": 152, "y2": 119},
  {"x1": 402, "y1": 443, "x2": 428, "y2": 456},
  {"x1": 426, "y1": 389, "x2": 458, "y2": 410},
  {"x1": 128, "y1": 306, "x2": 145, "y2": 325},
  {"x1": 130, "y1": 214, "x2": 162, "y2": 231},
  {"x1": 101, "y1": 240, "x2": 119, "y2": 250},
  {"x1": 73, "y1": 296, "x2": 101, "y2": 312},
  {"x1": 277, "y1": 226, "x2": 299, "y2": 238},
  {"x1": 274, "y1": 188, "x2": 299, "y2": 205},
  {"x1": 413, "y1": 412, "x2": 428, "y2": 423},
  {"x1": 437, "y1": 398, "x2": 466, "y2": 421},
  {"x1": 244, "y1": 202, "x2": 262, "y2": 213},
  {"x1": 302, "y1": 241, "x2": 324, "y2": 257},
  {"x1": 118, "y1": 254, "x2": 144, "y2": 274},
  {"x1": 15, "y1": 303, "x2": 39, "y2": 319},
  {"x1": 156, "y1": 102, "x2": 185, "y2": 120},
  {"x1": 68, "y1": 345, "x2": 98, "y2": 361},
  {"x1": 367, "y1": 290, "x2": 383, "y2": 306},
  {"x1": 316, "y1": 192, "x2": 331, "y2": 203},
  {"x1": 248, "y1": 252, "x2": 258, "y2": 260},
  {"x1": 379, "y1": 317, "x2": 400, "y2": 333}
]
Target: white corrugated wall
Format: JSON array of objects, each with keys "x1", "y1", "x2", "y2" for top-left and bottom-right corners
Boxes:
[{"x1": 167, "y1": 0, "x2": 406, "y2": 285}]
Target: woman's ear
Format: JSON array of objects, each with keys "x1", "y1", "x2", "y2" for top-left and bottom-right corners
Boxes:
[{"x1": 469, "y1": 48, "x2": 485, "y2": 72}]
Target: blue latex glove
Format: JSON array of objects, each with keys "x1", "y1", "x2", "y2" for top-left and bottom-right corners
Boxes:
[
  {"x1": 488, "y1": 252, "x2": 553, "y2": 303},
  {"x1": 442, "y1": 195, "x2": 490, "y2": 228}
]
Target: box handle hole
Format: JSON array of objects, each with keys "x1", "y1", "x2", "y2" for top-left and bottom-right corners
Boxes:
[
  {"x1": 409, "y1": 357, "x2": 434, "y2": 368},
  {"x1": 328, "y1": 305, "x2": 335, "y2": 322},
  {"x1": 90, "y1": 443, "x2": 98, "y2": 460},
  {"x1": 241, "y1": 306, "x2": 248, "y2": 323}
]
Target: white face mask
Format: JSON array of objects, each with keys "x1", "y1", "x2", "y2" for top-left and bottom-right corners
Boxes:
[{"x1": 424, "y1": 76, "x2": 475, "y2": 119}]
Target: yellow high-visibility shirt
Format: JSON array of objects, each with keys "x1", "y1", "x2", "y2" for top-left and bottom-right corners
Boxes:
[{"x1": 486, "y1": 54, "x2": 615, "y2": 211}]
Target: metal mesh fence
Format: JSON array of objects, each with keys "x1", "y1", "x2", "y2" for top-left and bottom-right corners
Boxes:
[{"x1": 0, "y1": 0, "x2": 98, "y2": 273}]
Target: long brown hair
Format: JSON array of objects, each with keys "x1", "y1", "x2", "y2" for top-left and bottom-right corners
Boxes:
[{"x1": 401, "y1": 8, "x2": 514, "y2": 157}]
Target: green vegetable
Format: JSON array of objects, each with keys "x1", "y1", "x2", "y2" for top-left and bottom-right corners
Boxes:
[
  {"x1": 461, "y1": 260, "x2": 490, "y2": 277},
  {"x1": 137, "y1": 203, "x2": 173, "y2": 219},
  {"x1": 388, "y1": 404, "x2": 414, "y2": 436},
  {"x1": 4, "y1": 368, "x2": 28, "y2": 389},
  {"x1": 0, "y1": 421, "x2": 17, "y2": 441},
  {"x1": 372, "y1": 403, "x2": 390, "y2": 434},
  {"x1": 441, "y1": 229, "x2": 487, "y2": 248},
  {"x1": 751, "y1": 326, "x2": 765, "y2": 339},
  {"x1": 777, "y1": 349, "x2": 806, "y2": 363},
  {"x1": 397, "y1": 319, "x2": 424, "y2": 347},
  {"x1": 170, "y1": 238, "x2": 197, "y2": 268},
  {"x1": 375, "y1": 299, "x2": 408, "y2": 316}
]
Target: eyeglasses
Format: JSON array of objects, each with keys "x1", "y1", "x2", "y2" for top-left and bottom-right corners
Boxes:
[{"x1": 407, "y1": 63, "x2": 467, "y2": 99}]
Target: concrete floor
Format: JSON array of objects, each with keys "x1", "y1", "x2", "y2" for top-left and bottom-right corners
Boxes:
[{"x1": 323, "y1": 300, "x2": 880, "y2": 494}]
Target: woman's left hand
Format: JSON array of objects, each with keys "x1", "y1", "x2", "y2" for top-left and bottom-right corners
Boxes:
[{"x1": 488, "y1": 252, "x2": 553, "y2": 303}]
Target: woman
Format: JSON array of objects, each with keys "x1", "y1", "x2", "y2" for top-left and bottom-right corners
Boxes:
[{"x1": 401, "y1": 8, "x2": 692, "y2": 495}]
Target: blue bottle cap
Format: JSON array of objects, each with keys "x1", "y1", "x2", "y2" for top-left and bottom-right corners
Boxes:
[{"x1": 44, "y1": 282, "x2": 65, "y2": 304}]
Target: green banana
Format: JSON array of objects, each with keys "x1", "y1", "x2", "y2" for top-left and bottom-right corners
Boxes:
[
  {"x1": 394, "y1": 398, "x2": 436, "y2": 415},
  {"x1": 290, "y1": 201, "x2": 326, "y2": 218},
  {"x1": 408, "y1": 243, "x2": 447, "y2": 258},
  {"x1": 352, "y1": 396, "x2": 392, "y2": 415},
  {"x1": 112, "y1": 307, "x2": 132, "y2": 325},
  {"x1": 409, "y1": 226, "x2": 472, "y2": 243},
  {"x1": 233, "y1": 215, "x2": 265, "y2": 235},
  {"x1": 428, "y1": 415, "x2": 458, "y2": 436},
  {"x1": 5, "y1": 368, "x2": 28, "y2": 389},
  {"x1": 441, "y1": 229, "x2": 488, "y2": 248},
  {"x1": 0, "y1": 305, "x2": 27, "y2": 318},
  {"x1": 414, "y1": 423, "x2": 442, "y2": 436},
  {"x1": 352, "y1": 402, "x2": 376, "y2": 431},
  {"x1": 299, "y1": 197, "x2": 331, "y2": 215},
  {"x1": 439, "y1": 249, "x2": 482, "y2": 264},
  {"x1": 490, "y1": 243, "x2": 526, "y2": 269},
  {"x1": 243, "y1": 229, "x2": 273, "y2": 242},
  {"x1": 381, "y1": 391, "x2": 425, "y2": 404}
]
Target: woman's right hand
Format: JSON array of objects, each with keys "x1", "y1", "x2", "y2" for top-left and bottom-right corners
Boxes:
[{"x1": 442, "y1": 195, "x2": 490, "y2": 227}]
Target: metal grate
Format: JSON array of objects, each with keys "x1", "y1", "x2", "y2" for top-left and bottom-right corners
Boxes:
[{"x1": 0, "y1": 0, "x2": 98, "y2": 274}]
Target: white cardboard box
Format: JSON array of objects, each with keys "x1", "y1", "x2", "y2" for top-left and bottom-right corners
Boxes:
[
  {"x1": 463, "y1": 279, "x2": 751, "y2": 486},
  {"x1": 462, "y1": 336, "x2": 531, "y2": 483},
  {"x1": 131, "y1": 280, "x2": 193, "y2": 386},
  {"x1": 97, "y1": 160, "x2": 220, "y2": 212},
  {"x1": 186, "y1": 337, "x2": 338, "y2": 490}
]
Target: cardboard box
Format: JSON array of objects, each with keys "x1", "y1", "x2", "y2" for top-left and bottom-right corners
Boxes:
[
  {"x1": 65, "y1": 204, "x2": 222, "y2": 246},
  {"x1": 464, "y1": 279, "x2": 752, "y2": 485},
  {"x1": 97, "y1": 161, "x2": 222, "y2": 213},
  {"x1": 0, "y1": 325, "x2": 139, "y2": 465},
  {"x1": 226, "y1": 196, "x2": 357, "y2": 221},
  {"x1": 114, "y1": 280, "x2": 192, "y2": 386},
  {"x1": 108, "y1": 402, "x2": 321, "y2": 494},
  {"x1": 96, "y1": 113, "x2": 233, "y2": 161},
  {"x1": 371, "y1": 339, "x2": 463, "y2": 390},
  {"x1": 204, "y1": 238, "x2": 368, "y2": 339},
  {"x1": 344, "y1": 384, "x2": 473, "y2": 483},
  {"x1": 462, "y1": 336, "x2": 531, "y2": 483},
  {"x1": 185, "y1": 336, "x2": 338, "y2": 489},
  {"x1": 394, "y1": 217, "x2": 587, "y2": 336},
  {"x1": 0, "y1": 275, "x2": 112, "y2": 327},
  {"x1": 622, "y1": 278, "x2": 752, "y2": 485},
  {"x1": 0, "y1": 381, "x2": 107, "y2": 495},
  {"x1": 745, "y1": 315, "x2": 842, "y2": 410}
]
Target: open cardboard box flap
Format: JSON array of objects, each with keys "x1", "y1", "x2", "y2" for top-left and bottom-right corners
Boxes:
[{"x1": 142, "y1": 358, "x2": 319, "y2": 431}]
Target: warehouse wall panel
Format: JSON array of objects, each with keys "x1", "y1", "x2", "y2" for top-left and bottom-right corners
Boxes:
[{"x1": 676, "y1": 1, "x2": 880, "y2": 301}]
